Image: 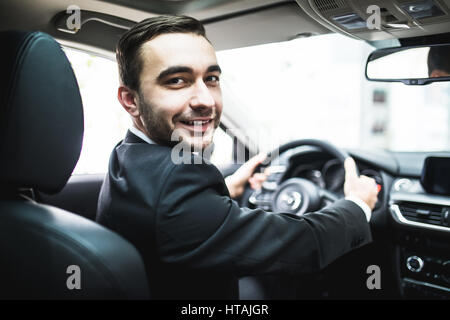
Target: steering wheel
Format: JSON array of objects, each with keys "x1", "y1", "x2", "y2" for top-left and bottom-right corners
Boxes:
[{"x1": 245, "y1": 139, "x2": 358, "y2": 216}]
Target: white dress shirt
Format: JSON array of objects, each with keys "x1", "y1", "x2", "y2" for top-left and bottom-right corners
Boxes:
[{"x1": 345, "y1": 196, "x2": 372, "y2": 222}]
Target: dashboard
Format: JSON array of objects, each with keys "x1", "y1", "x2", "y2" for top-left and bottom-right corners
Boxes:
[{"x1": 243, "y1": 146, "x2": 450, "y2": 299}]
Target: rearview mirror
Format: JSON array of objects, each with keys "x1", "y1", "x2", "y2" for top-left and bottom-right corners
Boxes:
[{"x1": 366, "y1": 44, "x2": 450, "y2": 85}]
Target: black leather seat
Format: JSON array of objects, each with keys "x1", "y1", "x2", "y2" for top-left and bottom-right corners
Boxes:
[{"x1": 0, "y1": 30, "x2": 150, "y2": 299}]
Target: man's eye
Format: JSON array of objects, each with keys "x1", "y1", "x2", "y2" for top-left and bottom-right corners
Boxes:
[
  {"x1": 166, "y1": 77, "x2": 185, "y2": 85},
  {"x1": 206, "y1": 75, "x2": 220, "y2": 83}
]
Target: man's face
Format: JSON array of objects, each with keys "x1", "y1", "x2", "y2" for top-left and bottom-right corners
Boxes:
[{"x1": 136, "y1": 32, "x2": 222, "y2": 150}]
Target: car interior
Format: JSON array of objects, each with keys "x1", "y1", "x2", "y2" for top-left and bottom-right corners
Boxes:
[{"x1": 1, "y1": 0, "x2": 449, "y2": 300}]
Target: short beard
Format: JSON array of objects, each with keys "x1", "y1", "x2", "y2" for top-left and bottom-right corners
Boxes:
[
  {"x1": 137, "y1": 92, "x2": 177, "y2": 147},
  {"x1": 137, "y1": 92, "x2": 221, "y2": 151}
]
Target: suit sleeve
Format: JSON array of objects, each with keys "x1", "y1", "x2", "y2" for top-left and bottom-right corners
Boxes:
[{"x1": 155, "y1": 161, "x2": 372, "y2": 277}]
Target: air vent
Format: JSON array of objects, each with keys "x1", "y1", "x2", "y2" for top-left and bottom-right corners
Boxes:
[
  {"x1": 398, "y1": 202, "x2": 445, "y2": 226},
  {"x1": 314, "y1": 0, "x2": 346, "y2": 12}
]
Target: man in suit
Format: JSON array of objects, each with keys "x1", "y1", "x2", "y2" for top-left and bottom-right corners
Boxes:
[{"x1": 96, "y1": 15, "x2": 379, "y2": 299}]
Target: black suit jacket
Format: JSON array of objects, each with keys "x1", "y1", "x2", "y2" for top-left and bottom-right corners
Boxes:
[{"x1": 96, "y1": 130, "x2": 372, "y2": 299}]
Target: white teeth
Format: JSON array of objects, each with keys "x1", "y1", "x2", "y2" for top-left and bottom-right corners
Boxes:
[{"x1": 182, "y1": 120, "x2": 210, "y2": 125}]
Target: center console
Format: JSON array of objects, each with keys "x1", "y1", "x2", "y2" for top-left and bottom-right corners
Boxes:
[
  {"x1": 390, "y1": 158, "x2": 450, "y2": 299},
  {"x1": 395, "y1": 228, "x2": 450, "y2": 299}
]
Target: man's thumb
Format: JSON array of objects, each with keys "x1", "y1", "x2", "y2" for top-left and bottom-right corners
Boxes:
[{"x1": 344, "y1": 157, "x2": 358, "y2": 180}]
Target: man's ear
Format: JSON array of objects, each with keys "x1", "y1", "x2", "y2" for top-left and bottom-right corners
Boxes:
[{"x1": 118, "y1": 85, "x2": 140, "y2": 117}]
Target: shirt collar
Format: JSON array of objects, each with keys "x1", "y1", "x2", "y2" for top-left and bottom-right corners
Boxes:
[
  {"x1": 129, "y1": 126, "x2": 155, "y2": 145},
  {"x1": 128, "y1": 126, "x2": 215, "y2": 161}
]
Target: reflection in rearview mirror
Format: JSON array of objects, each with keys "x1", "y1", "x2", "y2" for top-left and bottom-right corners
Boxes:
[{"x1": 366, "y1": 44, "x2": 450, "y2": 85}]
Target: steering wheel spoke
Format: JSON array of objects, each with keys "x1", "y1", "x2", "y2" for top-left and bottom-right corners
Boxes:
[{"x1": 318, "y1": 188, "x2": 339, "y2": 202}]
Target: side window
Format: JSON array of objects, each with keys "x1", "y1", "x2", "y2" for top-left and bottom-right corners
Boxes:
[
  {"x1": 64, "y1": 47, "x2": 234, "y2": 174},
  {"x1": 64, "y1": 47, "x2": 130, "y2": 174}
]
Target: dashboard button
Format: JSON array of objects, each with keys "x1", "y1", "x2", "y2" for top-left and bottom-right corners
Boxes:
[{"x1": 407, "y1": 256, "x2": 424, "y2": 273}]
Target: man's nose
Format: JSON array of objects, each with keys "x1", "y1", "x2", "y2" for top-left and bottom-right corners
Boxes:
[{"x1": 190, "y1": 79, "x2": 215, "y2": 109}]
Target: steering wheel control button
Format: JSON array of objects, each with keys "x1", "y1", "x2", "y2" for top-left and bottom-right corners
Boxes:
[{"x1": 407, "y1": 256, "x2": 424, "y2": 273}]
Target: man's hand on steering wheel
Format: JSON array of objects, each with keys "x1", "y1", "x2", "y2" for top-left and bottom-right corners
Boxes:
[
  {"x1": 344, "y1": 157, "x2": 379, "y2": 210},
  {"x1": 225, "y1": 153, "x2": 268, "y2": 199}
]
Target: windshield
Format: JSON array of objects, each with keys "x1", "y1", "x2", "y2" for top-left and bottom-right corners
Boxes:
[{"x1": 216, "y1": 33, "x2": 450, "y2": 153}]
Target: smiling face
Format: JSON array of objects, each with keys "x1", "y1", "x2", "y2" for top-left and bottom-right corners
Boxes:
[{"x1": 134, "y1": 32, "x2": 223, "y2": 150}]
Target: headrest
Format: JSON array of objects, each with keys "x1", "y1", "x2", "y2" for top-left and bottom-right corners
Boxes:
[{"x1": 0, "y1": 31, "x2": 84, "y2": 194}]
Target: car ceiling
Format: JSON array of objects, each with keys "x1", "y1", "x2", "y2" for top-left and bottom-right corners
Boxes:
[
  {"x1": 1, "y1": 0, "x2": 450, "y2": 55},
  {"x1": 0, "y1": 0, "x2": 331, "y2": 54}
]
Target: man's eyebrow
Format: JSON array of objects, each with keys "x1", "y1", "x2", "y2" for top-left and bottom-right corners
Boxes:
[
  {"x1": 207, "y1": 65, "x2": 222, "y2": 73},
  {"x1": 157, "y1": 66, "x2": 193, "y2": 82}
]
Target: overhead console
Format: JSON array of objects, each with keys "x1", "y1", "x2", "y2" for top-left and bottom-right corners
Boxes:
[{"x1": 295, "y1": 0, "x2": 450, "y2": 42}]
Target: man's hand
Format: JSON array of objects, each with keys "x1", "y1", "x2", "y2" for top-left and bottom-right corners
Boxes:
[
  {"x1": 225, "y1": 153, "x2": 267, "y2": 199},
  {"x1": 344, "y1": 157, "x2": 379, "y2": 210}
]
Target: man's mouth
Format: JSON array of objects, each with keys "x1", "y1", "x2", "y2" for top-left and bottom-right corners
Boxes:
[{"x1": 178, "y1": 119, "x2": 213, "y2": 133}]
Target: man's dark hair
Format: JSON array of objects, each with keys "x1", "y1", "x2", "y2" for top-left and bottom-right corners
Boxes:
[
  {"x1": 117, "y1": 15, "x2": 208, "y2": 91},
  {"x1": 427, "y1": 45, "x2": 450, "y2": 76}
]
